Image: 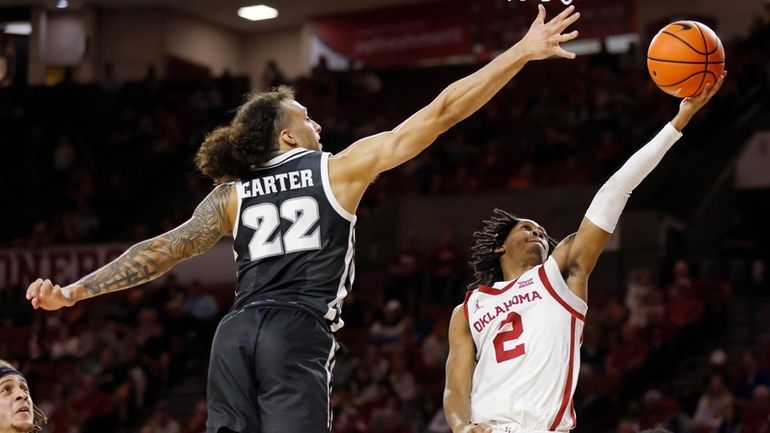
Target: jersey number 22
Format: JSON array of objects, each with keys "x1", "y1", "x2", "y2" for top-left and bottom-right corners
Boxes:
[{"x1": 242, "y1": 197, "x2": 322, "y2": 261}]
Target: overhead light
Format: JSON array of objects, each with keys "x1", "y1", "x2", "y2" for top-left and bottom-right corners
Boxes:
[
  {"x1": 4, "y1": 22, "x2": 32, "y2": 35},
  {"x1": 56, "y1": 0, "x2": 69, "y2": 8},
  {"x1": 237, "y1": 5, "x2": 278, "y2": 21}
]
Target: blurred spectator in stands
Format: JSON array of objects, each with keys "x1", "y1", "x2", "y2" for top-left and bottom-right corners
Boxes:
[
  {"x1": 626, "y1": 267, "x2": 664, "y2": 329},
  {"x1": 739, "y1": 385, "x2": 770, "y2": 433},
  {"x1": 427, "y1": 228, "x2": 464, "y2": 304},
  {"x1": 182, "y1": 400, "x2": 207, "y2": 433},
  {"x1": 71, "y1": 372, "x2": 113, "y2": 433},
  {"x1": 421, "y1": 318, "x2": 449, "y2": 369},
  {"x1": 49, "y1": 326, "x2": 79, "y2": 360},
  {"x1": 581, "y1": 322, "x2": 607, "y2": 374},
  {"x1": 369, "y1": 392, "x2": 409, "y2": 433},
  {"x1": 506, "y1": 163, "x2": 535, "y2": 190},
  {"x1": 666, "y1": 261, "x2": 705, "y2": 343},
  {"x1": 184, "y1": 281, "x2": 218, "y2": 323},
  {"x1": 262, "y1": 60, "x2": 288, "y2": 89},
  {"x1": 140, "y1": 402, "x2": 180, "y2": 433},
  {"x1": 97, "y1": 347, "x2": 135, "y2": 425},
  {"x1": 693, "y1": 373, "x2": 734, "y2": 433},
  {"x1": 605, "y1": 324, "x2": 650, "y2": 382},
  {"x1": 735, "y1": 351, "x2": 770, "y2": 399},
  {"x1": 52, "y1": 134, "x2": 75, "y2": 174},
  {"x1": 617, "y1": 418, "x2": 641, "y2": 433},
  {"x1": 596, "y1": 295, "x2": 627, "y2": 331},
  {"x1": 383, "y1": 236, "x2": 422, "y2": 304},
  {"x1": 639, "y1": 389, "x2": 693, "y2": 433},
  {"x1": 388, "y1": 353, "x2": 416, "y2": 404},
  {"x1": 362, "y1": 345, "x2": 389, "y2": 383},
  {"x1": 331, "y1": 386, "x2": 362, "y2": 433},
  {"x1": 370, "y1": 300, "x2": 412, "y2": 353}
]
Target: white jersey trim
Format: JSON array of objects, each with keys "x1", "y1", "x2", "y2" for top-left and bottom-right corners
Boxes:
[
  {"x1": 252, "y1": 148, "x2": 313, "y2": 171},
  {"x1": 320, "y1": 152, "x2": 357, "y2": 222},
  {"x1": 326, "y1": 221, "x2": 355, "y2": 332},
  {"x1": 232, "y1": 180, "x2": 244, "y2": 247},
  {"x1": 540, "y1": 257, "x2": 588, "y2": 320},
  {"x1": 324, "y1": 337, "x2": 337, "y2": 429}
]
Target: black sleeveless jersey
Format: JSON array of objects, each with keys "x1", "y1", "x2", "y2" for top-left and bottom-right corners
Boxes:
[{"x1": 231, "y1": 148, "x2": 356, "y2": 331}]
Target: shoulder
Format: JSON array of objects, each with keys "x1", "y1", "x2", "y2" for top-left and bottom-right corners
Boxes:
[
  {"x1": 450, "y1": 303, "x2": 469, "y2": 328},
  {"x1": 448, "y1": 303, "x2": 474, "y2": 346}
]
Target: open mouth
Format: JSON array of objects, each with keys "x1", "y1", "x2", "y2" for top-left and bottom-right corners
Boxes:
[{"x1": 16, "y1": 407, "x2": 30, "y2": 415}]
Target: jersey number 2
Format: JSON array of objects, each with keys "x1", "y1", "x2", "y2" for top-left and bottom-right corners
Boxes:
[
  {"x1": 242, "y1": 197, "x2": 322, "y2": 261},
  {"x1": 493, "y1": 311, "x2": 525, "y2": 363}
]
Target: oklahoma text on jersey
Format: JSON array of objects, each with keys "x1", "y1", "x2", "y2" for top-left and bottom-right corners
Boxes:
[{"x1": 472, "y1": 288, "x2": 543, "y2": 333}]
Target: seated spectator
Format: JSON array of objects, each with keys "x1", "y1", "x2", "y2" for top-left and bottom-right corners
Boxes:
[{"x1": 693, "y1": 373, "x2": 734, "y2": 433}]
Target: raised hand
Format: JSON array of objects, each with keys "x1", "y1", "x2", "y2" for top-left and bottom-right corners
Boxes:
[
  {"x1": 519, "y1": 4, "x2": 581, "y2": 61},
  {"x1": 672, "y1": 70, "x2": 726, "y2": 131},
  {"x1": 680, "y1": 70, "x2": 726, "y2": 114}
]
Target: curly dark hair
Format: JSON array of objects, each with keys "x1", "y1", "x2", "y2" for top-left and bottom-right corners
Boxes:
[
  {"x1": 195, "y1": 85, "x2": 295, "y2": 184},
  {"x1": 467, "y1": 208, "x2": 556, "y2": 290}
]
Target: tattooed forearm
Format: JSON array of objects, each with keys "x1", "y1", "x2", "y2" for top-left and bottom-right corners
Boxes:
[{"x1": 79, "y1": 184, "x2": 234, "y2": 296}]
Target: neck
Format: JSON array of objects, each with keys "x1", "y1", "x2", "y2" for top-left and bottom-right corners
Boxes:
[{"x1": 500, "y1": 258, "x2": 541, "y2": 282}]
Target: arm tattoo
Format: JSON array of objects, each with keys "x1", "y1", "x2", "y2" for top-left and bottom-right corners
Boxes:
[{"x1": 80, "y1": 184, "x2": 233, "y2": 296}]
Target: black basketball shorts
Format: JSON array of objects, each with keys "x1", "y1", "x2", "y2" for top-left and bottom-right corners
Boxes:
[{"x1": 206, "y1": 302, "x2": 336, "y2": 433}]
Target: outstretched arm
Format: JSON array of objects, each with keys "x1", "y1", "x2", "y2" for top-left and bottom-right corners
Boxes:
[
  {"x1": 444, "y1": 305, "x2": 490, "y2": 433},
  {"x1": 552, "y1": 72, "x2": 726, "y2": 301},
  {"x1": 26, "y1": 183, "x2": 237, "y2": 310},
  {"x1": 329, "y1": 5, "x2": 581, "y2": 213}
]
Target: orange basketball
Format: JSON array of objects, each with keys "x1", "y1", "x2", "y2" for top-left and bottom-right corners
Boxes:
[{"x1": 647, "y1": 21, "x2": 725, "y2": 98}]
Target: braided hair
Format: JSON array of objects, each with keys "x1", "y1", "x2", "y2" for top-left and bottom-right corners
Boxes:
[
  {"x1": 467, "y1": 209, "x2": 557, "y2": 290},
  {"x1": 195, "y1": 85, "x2": 295, "y2": 184}
]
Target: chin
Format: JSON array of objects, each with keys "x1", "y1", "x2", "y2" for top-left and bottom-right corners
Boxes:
[
  {"x1": 527, "y1": 245, "x2": 543, "y2": 256},
  {"x1": 14, "y1": 420, "x2": 34, "y2": 431}
]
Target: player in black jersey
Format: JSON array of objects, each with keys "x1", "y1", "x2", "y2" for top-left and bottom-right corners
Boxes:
[{"x1": 27, "y1": 5, "x2": 580, "y2": 432}]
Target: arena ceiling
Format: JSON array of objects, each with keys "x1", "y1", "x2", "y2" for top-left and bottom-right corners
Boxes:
[{"x1": 4, "y1": 0, "x2": 430, "y2": 33}]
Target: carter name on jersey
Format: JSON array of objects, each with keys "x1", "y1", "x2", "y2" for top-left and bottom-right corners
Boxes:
[
  {"x1": 473, "y1": 290, "x2": 543, "y2": 333},
  {"x1": 242, "y1": 169, "x2": 315, "y2": 197}
]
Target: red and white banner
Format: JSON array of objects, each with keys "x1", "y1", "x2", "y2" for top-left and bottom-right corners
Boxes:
[
  {"x1": 312, "y1": 0, "x2": 638, "y2": 66},
  {"x1": 312, "y1": 1, "x2": 472, "y2": 66}
]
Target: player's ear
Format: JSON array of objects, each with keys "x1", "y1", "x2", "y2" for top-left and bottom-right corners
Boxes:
[
  {"x1": 494, "y1": 246, "x2": 506, "y2": 254},
  {"x1": 279, "y1": 128, "x2": 298, "y2": 146}
]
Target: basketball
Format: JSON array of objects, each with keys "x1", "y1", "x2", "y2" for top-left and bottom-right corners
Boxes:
[{"x1": 647, "y1": 21, "x2": 725, "y2": 98}]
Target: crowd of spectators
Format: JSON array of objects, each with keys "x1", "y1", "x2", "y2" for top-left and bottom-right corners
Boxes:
[{"x1": 4, "y1": 12, "x2": 768, "y2": 246}]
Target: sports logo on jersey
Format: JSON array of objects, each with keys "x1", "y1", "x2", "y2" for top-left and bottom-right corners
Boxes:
[
  {"x1": 518, "y1": 278, "x2": 534, "y2": 288},
  {"x1": 474, "y1": 299, "x2": 483, "y2": 313}
]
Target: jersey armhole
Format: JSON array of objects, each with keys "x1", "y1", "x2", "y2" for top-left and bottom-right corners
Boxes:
[
  {"x1": 321, "y1": 153, "x2": 357, "y2": 222},
  {"x1": 462, "y1": 290, "x2": 474, "y2": 323},
  {"x1": 539, "y1": 257, "x2": 587, "y2": 321},
  {"x1": 232, "y1": 180, "x2": 243, "y2": 239}
]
